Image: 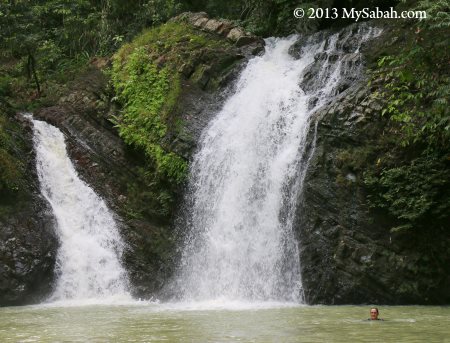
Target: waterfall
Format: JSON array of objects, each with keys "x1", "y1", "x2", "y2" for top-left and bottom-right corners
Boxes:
[
  {"x1": 29, "y1": 117, "x2": 130, "y2": 303},
  {"x1": 173, "y1": 25, "x2": 381, "y2": 303}
]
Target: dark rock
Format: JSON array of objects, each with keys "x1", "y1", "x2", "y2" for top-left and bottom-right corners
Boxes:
[
  {"x1": 4, "y1": 13, "x2": 443, "y2": 307},
  {"x1": 286, "y1": 20, "x2": 450, "y2": 305},
  {"x1": 0, "y1": 102, "x2": 58, "y2": 306},
  {"x1": 296, "y1": 63, "x2": 450, "y2": 304},
  {"x1": 34, "y1": 67, "x2": 177, "y2": 299},
  {"x1": 235, "y1": 36, "x2": 260, "y2": 48}
]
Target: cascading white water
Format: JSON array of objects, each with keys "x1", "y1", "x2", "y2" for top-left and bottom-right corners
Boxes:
[
  {"x1": 174, "y1": 25, "x2": 381, "y2": 303},
  {"x1": 29, "y1": 117, "x2": 131, "y2": 303}
]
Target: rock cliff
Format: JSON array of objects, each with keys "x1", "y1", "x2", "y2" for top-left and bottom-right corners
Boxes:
[
  {"x1": 0, "y1": 101, "x2": 57, "y2": 306},
  {"x1": 294, "y1": 23, "x2": 450, "y2": 304}
]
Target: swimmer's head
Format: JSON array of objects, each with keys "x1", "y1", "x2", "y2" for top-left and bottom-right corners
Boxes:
[{"x1": 370, "y1": 308, "x2": 379, "y2": 320}]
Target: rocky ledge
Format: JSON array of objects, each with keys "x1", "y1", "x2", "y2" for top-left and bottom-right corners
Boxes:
[{"x1": 170, "y1": 12, "x2": 264, "y2": 49}]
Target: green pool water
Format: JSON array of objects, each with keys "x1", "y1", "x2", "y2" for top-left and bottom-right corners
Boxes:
[{"x1": 0, "y1": 303, "x2": 448, "y2": 342}]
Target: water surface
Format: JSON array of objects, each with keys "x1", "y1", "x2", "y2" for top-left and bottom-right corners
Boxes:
[{"x1": 0, "y1": 304, "x2": 448, "y2": 342}]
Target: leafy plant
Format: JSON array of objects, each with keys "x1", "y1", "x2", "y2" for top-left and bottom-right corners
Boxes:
[
  {"x1": 111, "y1": 25, "x2": 189, "y2": 186},
  {"x1": 365, "y1": 0, "x2": 450, "y2": 232},
  {"x1": 364, "y1": 154, "x2": 450, "y2": 232}
]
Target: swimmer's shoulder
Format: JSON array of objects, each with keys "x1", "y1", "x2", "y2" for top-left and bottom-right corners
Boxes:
[{"x1": 366, "y1": 318, "x2": 385, "y2": 321}]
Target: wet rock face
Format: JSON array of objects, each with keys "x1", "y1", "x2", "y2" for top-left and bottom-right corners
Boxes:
[
  {"x1": 293, "y1": 26, "x2": 450, "y2": 304},
  {"x1": 0, "y1": 199, "x2": 57, "y2": 306},
  {"x1": 0, "y1": 107, "x2": 58, "y2": 306},
  {"x1": 295, "y1": 84, "x2": 395, "y2": 304},
  {"x1": 5, "y1": 14, "x2": 446, "y2": 306},
  {"x1": 34, "y1": 67, "x2": 174, "y2": 299}
]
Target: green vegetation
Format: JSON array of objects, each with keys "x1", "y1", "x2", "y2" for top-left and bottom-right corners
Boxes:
[
  {"x1": 1, "y1": 0, "x2": 302, "y2": 107},
  {"x1": 0, "y1": 1, "x2": 240, "y2": 221},
  {"x1": 0, "y1": 0, "x2": 182, "y2": 108},
  {"x1": 0, "y1": 105, "x2": 25, "y2": 197},
  {"x1": 0, "y1": 0, "x2": 401, "y2": 109},
  {"x1": 112, "y1": 44, "x2": 186, "y2": 184},
  {"x1": 111, "y1": 21, "x2": 230, "y2": 187},
  {"x1": 185, "y1": 0, "x2": 406, "y2": 35},
  {"x1": 364, "y1": 0, "x2": 450, "y2": 232},
  {"x1": 187, "y1": 0, "x2": 306, "y2": 35},
  {"x1": 110, "y1": 21, "x2": 237, "y2": 219},
  {"x1": 0, "y1": 0, "x2": 447, "y2": 229}
]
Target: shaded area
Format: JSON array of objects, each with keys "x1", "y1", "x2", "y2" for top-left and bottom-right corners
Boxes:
[{"x1": 0, "y1": 101, "x2": 57, "y2": 306}]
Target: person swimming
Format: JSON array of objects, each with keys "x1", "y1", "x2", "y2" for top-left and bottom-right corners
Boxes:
[{"x1": 368, "y1": 307, "x2": 384, "y2": 321}]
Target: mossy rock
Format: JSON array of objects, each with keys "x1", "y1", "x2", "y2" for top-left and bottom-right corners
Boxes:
[{"x1": 111, "y1": 21, "x2": 243, "y2": 186}]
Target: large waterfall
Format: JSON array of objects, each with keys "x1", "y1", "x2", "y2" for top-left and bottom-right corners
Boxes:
[
  {"x1": 26, "y1": 24, "x2": 380, "y2": 307},
  {"x1": 29, "y1": 117, "x2": 130, "y2": 303},
  {"x1": 173, "y1": 25, "x2": 381, "y2": 303}
]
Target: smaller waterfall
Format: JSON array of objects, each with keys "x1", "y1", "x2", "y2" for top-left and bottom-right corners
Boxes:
[{"x1": 28, "y1": 116, "x2": 130, "y2": 303}]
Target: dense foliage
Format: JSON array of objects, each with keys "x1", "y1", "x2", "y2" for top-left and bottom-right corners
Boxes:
[
  {"x1": 185, "y1": 0, "x2": 402, "y2": 35},
  {"x1": 111, "y1": 21, "x2": 231, "y2": 185},
  {"x1": 365, "y1": 0, "x2": 450, "y2": 232},
  {"x1": 0, "y1": 102, "x2": 25, "y2": 196},
  {"x1": 111, "y1": 30, "x2": 186, "y2": 185},
  {"x1": 0, "y1": 0, "x2": 183, "y2": 103},
  {"x1": 0, "y1": 0, "x2": 402, "y2": 105}
]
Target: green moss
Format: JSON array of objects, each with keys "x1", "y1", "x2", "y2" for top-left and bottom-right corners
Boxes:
[
  {"x1": 112, "y1": 43, "x2": 186, "y2": 184},
  {"x1": 110, "y1": 21, "x2": 240, "y2": 220},
  {"x1": 0, "y1": 150, "x2": 21, "y2": 192},
  {"x1": 111, "y1": 22, "x2": 235, "y2": 186},
  {"x1": 336, "y1": 147, "x2": 375, "y2": 173}
]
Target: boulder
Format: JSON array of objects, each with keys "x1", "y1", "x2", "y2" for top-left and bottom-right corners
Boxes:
[{"x1": 171, "y1": 12, "x2": 265, "y2": 49}]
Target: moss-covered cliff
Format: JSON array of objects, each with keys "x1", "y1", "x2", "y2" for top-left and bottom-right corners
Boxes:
[{"x1": 109, "y1": 15, "x2": 263, "y2": 220}]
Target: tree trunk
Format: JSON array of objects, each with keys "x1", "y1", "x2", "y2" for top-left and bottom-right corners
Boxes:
[{"x1": 27, "y1": 51, "x2": 40, "y2": 96}]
